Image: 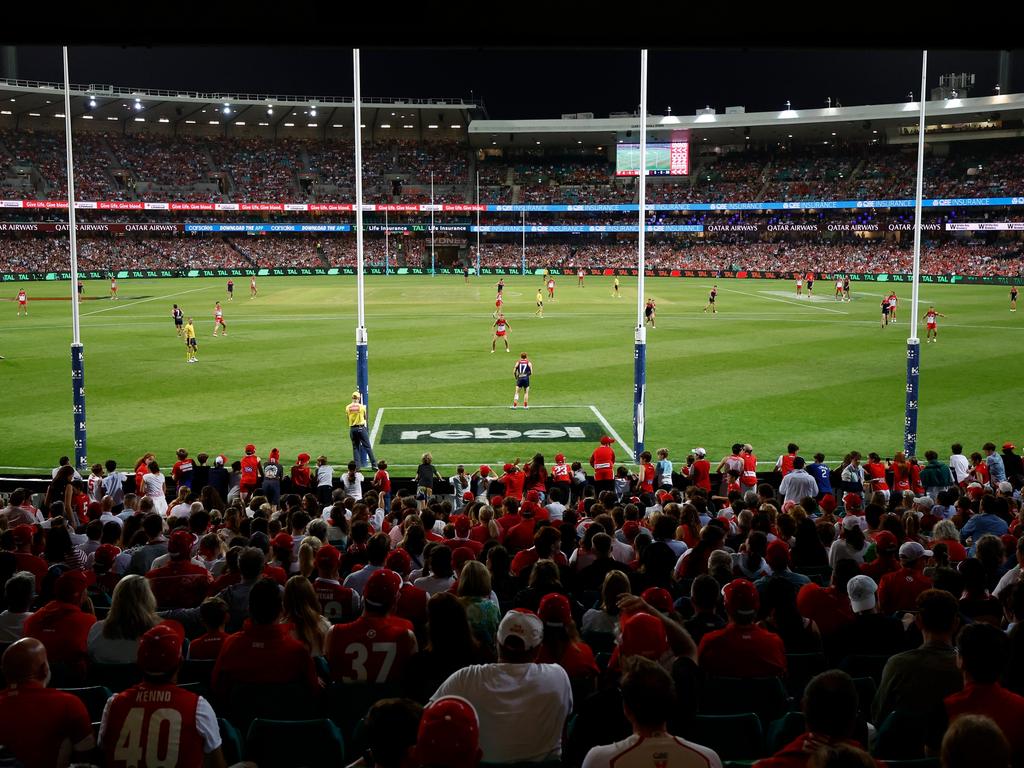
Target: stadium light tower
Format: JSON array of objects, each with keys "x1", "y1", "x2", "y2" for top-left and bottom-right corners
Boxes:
[
  {"x1": 633, "y1": 49, "x2": 649, "y2": 463},
  {"x1": 904, "y1": 51, "x2": 928, "y2": 458},
  {"x1": 353, "y1": 49, "x2": 370, "y2": 433},
  {"x1": 62, "y1": 46, "x2": 87, "y2": 472}
]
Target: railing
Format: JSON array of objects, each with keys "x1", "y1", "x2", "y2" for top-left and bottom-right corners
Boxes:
[{"x1": 0, "y1": 79, "x2": 484, "y2": 108}]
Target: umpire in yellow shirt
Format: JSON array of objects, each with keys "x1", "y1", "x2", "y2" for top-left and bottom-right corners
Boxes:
[{"x1": 346, "y1": 391, "x2": 377, "y2": 469}]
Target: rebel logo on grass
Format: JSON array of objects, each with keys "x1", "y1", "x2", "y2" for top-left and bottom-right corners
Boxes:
[{"x1": 380, "y1": 423, "x2": 604, "y2": 444}]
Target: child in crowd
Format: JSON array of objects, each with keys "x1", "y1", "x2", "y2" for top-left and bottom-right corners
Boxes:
[
  {"x1": 188, "y1": 597, "x2": 229, "y2": 660},
  {"x1": 316, "y1": 455, "x2": 334, "y2": 506},
  {"x1": 291, "y1": 452, "x2": 312, "y2": 495},
  {"x1": 373, "y1": 460, "x2": 391, "y2": 512}
]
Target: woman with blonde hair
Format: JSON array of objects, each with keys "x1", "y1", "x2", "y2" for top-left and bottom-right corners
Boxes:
[
  {"x1": 931, "y1": 519, "x2": 968, "y2": 562},
  {"x1": 87, "y1": 575, "x2": 177, "y2": 664},
  {"x1": 458, "y1": 560, "x2": 500, "y2": 651},
  {"x1": 298, "y1": 536, "x2": 323, "y2": 579},
  {"x1": 283, "y1": 575, "x2": 330, "y2": 656}
]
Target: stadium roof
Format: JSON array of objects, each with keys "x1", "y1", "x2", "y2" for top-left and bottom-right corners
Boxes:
[
  {"x1": 469, "y1": 93, "x2": 1024, "y2": 147},
  {"x1": 0, "y1": 79, "x2": 486, "y2": 133}
]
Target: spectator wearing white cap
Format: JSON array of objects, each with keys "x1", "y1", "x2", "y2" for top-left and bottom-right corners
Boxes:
[
  {"x1": 837, "y1": 575, "x2": 910, "y2": 659},
  {"x1": 878, "y1": 542, "x2": 934, "y2": 615},
  {"x1": 681, "y1": 448, "x2": 711, "y2": 494},
  {"x1": 828, "y1": 516, "x2": 869, "y2": 569},
  {"x1": 430, "y1": 609, "x2": 572, "y2": 763}
]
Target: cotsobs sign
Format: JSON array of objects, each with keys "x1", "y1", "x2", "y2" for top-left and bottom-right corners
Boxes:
[{"x1": 381, "y1": 423, "x2": 604, "y2": 444}]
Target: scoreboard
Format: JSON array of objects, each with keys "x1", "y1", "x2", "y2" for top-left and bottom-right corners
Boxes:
[{"x1": 615, "y1": 142, "x2": 689, "y2": 176}]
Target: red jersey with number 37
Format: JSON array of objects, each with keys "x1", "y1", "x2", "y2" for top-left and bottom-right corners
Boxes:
[
  {"x1": 325, "y1": 614, "x2": 417, "y2": 684},
  {"x1": 102, "y1": 683, "x2": 204, "y2": 768}
]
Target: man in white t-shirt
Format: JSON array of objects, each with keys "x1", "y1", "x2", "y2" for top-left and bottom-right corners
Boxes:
[
  {"x1": 431, "y1": 609, "x2": 573, "y2": 763},
  {"x1": 582, "y1": 656, "x2": 722, "y2": 768}
]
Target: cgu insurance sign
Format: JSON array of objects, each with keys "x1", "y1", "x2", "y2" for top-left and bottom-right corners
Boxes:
[{"x1": 381, "y1": 423, "x2": 604, "y2": 444}]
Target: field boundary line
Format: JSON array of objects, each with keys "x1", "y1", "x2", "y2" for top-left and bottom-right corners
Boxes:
[
  {"x1": 378, "y1": 404, "x2": 593, "y2": 410},
  {"x1": 81, "y1": 285, "x2": 214, "y2": 316},
  {"x1": 589, "y1": 405, "x2": 632, "y2": 456},
  {"x1": 711, "y1": 285, "x2": 848, "y2": 314},
  {"x1": 369, "y1": 407, "x2": 385, "y2": 447}
]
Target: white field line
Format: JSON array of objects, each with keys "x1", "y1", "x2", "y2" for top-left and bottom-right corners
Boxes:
[
  {"x1": 369, "y1": 407, "x2": 385, "y2": 447},
  {"x1": 378, "y1": 404, "x2": 594, "y2": 410},
  {"x1": 81, "y1": 285, "x2": 215, "y2": 316},
  {"x1": 710, "y1": 285, "x2": 848, "y2": 314},
  {"x1": 589, "y1": 405, "x2": 633, "y2": 456}
]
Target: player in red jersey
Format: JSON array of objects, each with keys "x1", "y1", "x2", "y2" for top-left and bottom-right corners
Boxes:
[
  {"x1": 249, "y1": 275, "x2": 257, "y2": 298},
  {"x1": 924, "y1": 305, "x2": 945, "y2": 343},
  {"x1": 547, "y1": 277, "x2": 555, "y2": 299},
  {"x1": 491, "y1": 313, "x2": 510, "y2": 353},
  {"x1": 493, "y1": 292, "x2": 504, "y2": 318},
  {"x1": 226, "y1": 278, "x2": 234, "y2": 301},
  {"x1": 644, "y1": 298, "x2": 656, "y2": 328},
  {"x1": 512, "y1": 353, "x2": 532, "y2": 409},
  {"x1": 704, "y1": 285, "x2": 718, "y2": 314},
  {"x1": 1011, "y1": 285, "x2": 1019, "y2": 312},
  {"x1": 325, "y1": 569, "x2": 417, "y2": 684},
  {"x1": 213, "y1": 301, "x2": 227, "y2": 336},
  {"x1": 16, "y1": 288, "x2": 27, "y2": 316},
  {"x1": 99, "y1": 624, "x2": 224, "y2": 768},
  {"x1": 806, "y1": 271, "x2": 815, "y2": 297}
]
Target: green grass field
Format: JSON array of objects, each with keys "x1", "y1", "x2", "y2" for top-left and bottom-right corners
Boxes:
[{"x1": 1, "y1": 274, "x2": 1021, "y2": 475}]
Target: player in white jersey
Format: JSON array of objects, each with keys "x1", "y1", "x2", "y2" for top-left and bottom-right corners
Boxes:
[
  {"x1": 491, "y1": 314, "x2": 510, "y2": 353},
  {"x1": 924, "y1": 305, "x2": 946, "y2": 343},
  {"x1": 16, "y1": 288, "x2": 27, "y2": 316},
  {"x1": 213, "y1": 301, "x2": 228, "y2": 336},
  {"x1": 835, "y1": 277, "x2": 844, "y2": 300},
  {"x1": 795, "y1": 275, "x2": 803, "y2": 296},
  {"x1": 250, "y1": 275, "x2": 257, "y2": 298},
  {"x1": 109, "y1": 277, "x2": 118, "y2": 299}
]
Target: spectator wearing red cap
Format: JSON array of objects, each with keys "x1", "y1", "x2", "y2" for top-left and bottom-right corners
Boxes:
[
  {"x1": 505, "y1": 500, "x2": 542, "y2": 552},
  {"x1": 499, "y1": 462, "x2": 525, "y2": 502},
  {"x1": 755, "y1": 670, "x2": 878, "y2": 768},
  {"x1": 260, "y1": 447, "x2": 283, "y2": 508},
  {"x1": 212, "y1": 578, "x2": 318, "y2": 700},
  {"x1": 385, "y1": 548, "x2": 429, "y2": 631},
  {"x1": 877, "y1": 541, "x2": 934, "y2": 614},
  {"x1": 796, "y1": 559, "x2": 858, "y2": 640},
  {"x1": 590, "y1": 437, "x2": 616, "y2": 496},
  {"x1": 238, "y1": 444, "x2": 262, "y2": 501},
  {"x1": 550, "y1": 454, "x2": 572, "y2": 501},
  {"x1": 755, "y1": 540, "x2": 811, "y2": 594},
  {"x1": 100, "y1": 624, "x2": 224, "y2": 768},
  {"x1": 582, "y1": 656, "x2": 722, "y2": 768},
  {"x1": 326, "y1": 568, "x2": 418, "y2": 684},
  {"x1": 873, "y1": 589, "x2": 962, "y2": 725},
  {"x1": 698, "y1": 579, "x2": 786, "y2": 678},
  {"x1": 439, "y1": 515, "x2": 484, "y2": 558},
  {"x1": 146, "y1": 530, "x2": 212, "y2": 608},
  {"x1": 608, "y1": 593, "x2": 697, "y2": 674},
  {"x1": 313, "y1": 544, "x2": 362, "y2": 622},
  {"x1": 537, "y1": 593, "x2": 599, "y2": 698},
  {"x1": 22, "y1": 571, "x2": 95, "y2": 683},
  {"x1": 290, "y1": 452, "x2": 312, "y2": 495},
  {"x1": 859, "y1": 530, "x2": 902, "y2": 582},
  {"x1": 0, "y1": 638, "x2": 95, "y2": 768},
  {"x1": 415, "y1": 695, "x2": 482, "y2": 768},
  {"x1": 431, "y1": 609, "x2": 572, "y2": 762}
]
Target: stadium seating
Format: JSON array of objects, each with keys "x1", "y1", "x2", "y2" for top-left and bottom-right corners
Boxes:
[{"x1": 244, "y1": 718, "x2": 346, "y2": 767}]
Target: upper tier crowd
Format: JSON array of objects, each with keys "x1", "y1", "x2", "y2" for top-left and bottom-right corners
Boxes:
[
  {"x1": 1, "y1": 436, "x2": 1024, "y2": 768},
  {"x1": 3, "y1": 129, "x2": 1024, "y2": 205}
]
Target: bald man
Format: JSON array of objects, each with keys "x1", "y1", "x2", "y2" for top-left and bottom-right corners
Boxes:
[{"x1": 0, "y1": 638, "x2": 95, "y2": 768}]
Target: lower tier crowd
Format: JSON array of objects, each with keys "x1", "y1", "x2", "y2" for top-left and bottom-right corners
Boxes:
[
  {"x1": 0, "y1": 437, "x2": 1022, "y2": 767},
  {"x1": 0, "y1": 236, "x2": 1021, "y2": 277}
]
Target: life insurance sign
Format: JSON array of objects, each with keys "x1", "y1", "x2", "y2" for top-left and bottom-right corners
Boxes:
[{"x1": 381, "y1": 423, "x2": 604, "y2": 444}]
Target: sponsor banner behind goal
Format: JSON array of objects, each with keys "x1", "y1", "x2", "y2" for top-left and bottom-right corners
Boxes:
[{"x1": 380, "y1": 423, "x2": 604, "y2": 444}]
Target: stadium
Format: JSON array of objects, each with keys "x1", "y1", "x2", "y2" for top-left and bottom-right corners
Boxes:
[{"x1": 0, "y1": 42, "x2": 1023, "y2": 768}]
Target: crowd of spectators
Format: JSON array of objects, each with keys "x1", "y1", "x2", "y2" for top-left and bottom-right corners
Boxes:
[
  {"x1": 2, "y1": 234, "x2": 1020, "y2": 276},
  {"x1": 1, "y1": 437, "x2": 1024, "y2": 767}
]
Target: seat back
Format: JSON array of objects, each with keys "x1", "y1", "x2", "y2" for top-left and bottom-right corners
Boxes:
[
  {"x1": 700, "y1": 676, "x2": 789, "y2": 725},
  {"x1": 225, "y1": 681, "x2": 320, "y2": 733},
  {"x1": 764, "y1": 711, "x2": 805, "y2": 756},
  {"x1": 685, "y1": 713, "x2": 763, "y2": 761},
  {"x1": 873, "y1": 709, "x2": 929, "y2": 760},
  {"x1": 60, "y1": 686, "x2": 114, "y2": 723},
  {"x1": 784, "y1": 652, "x2": 828, "y2": 699},
  {"x1": 87, "y1": 662, "x2": 141, "y2": 692},
  {"x1": 839, "y1": 654, "x2": 891, "y2": 686},
  {"x1": 244, "y1": 718, "x2": 345, "y2": 767},
  {"x1": 326, "y1": 681, "x2": 401, "y2": 747},
  {"x1": 218, "y1": 718, "x2": 243, "y2": 765}
]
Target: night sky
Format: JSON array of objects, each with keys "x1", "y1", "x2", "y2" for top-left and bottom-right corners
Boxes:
[{"x1": 8, "y1": 46, "x2": 1020, "y2": 121}]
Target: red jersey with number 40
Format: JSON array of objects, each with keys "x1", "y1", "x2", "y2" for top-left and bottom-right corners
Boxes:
[
  {"x1": 325, "y1": 614, "x2": 417, "y2": 684},
  {"x1": 103, "y1": 683, "x2": 204, "y2": 768}
]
